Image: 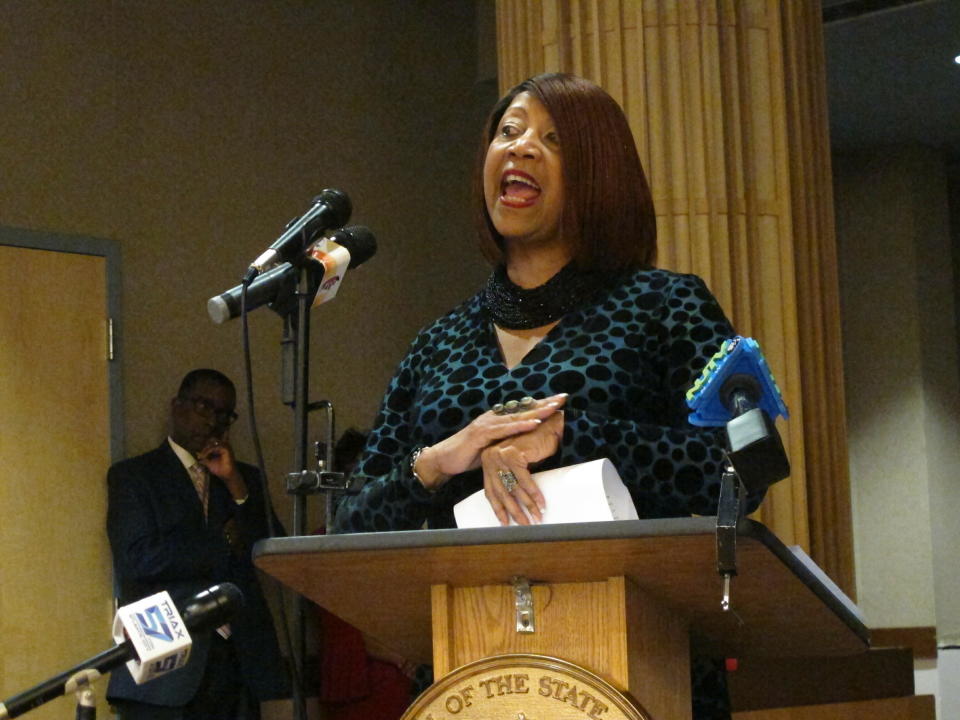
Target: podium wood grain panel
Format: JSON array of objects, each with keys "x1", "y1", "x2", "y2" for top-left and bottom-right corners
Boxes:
[
  {"x1": 622, "y1": 577, "x2": 691, "y2": 720},
  {"x1": 254, "y1": 519, "x2": 868, "y2": 667},
  {"x1": 432, "y1": 577, "x2": 691, "y2": 720},
  {"x1": 430, "y1": 584, "x2": 456, "y2": 676},
  {"x1": 444, "y1": 581, "x2": 617, "y2": 672}
]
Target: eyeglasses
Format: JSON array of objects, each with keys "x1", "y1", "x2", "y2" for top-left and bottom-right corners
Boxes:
[{"x1": 181, "y1": 396, "x2": 238, "y2": 427}]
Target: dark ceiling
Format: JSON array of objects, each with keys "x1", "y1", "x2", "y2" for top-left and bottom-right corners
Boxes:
[{"x1": 823, "y1": 0, "x2": 960, "y2": 160}]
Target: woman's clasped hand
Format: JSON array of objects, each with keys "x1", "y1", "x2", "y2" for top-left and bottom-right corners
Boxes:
[{"x1": 412, "y1": 393, "x2": 567, "y2": 525}]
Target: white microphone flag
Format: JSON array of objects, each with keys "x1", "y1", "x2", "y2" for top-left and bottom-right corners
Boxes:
[{"x1": 112, "y1": 591, "x2": 192, "y2": 684}]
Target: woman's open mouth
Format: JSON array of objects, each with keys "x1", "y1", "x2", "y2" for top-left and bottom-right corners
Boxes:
[{"x1": 500, "y1": 170, "x2": 541, "y2": 208}]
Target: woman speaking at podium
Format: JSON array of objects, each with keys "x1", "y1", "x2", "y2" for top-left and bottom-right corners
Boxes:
[{"x1": 332, "y1": 73, "x2": 765, "y2": 718}]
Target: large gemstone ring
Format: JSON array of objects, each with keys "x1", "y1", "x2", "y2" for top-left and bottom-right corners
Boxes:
[{"x1": 498, "y1": 469, "x2": 519, "y2": 493}]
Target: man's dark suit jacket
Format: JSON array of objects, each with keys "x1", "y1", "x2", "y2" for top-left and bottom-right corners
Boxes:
[{"x1": 106, "y1": 441, "x2": 288, "y2": 707}]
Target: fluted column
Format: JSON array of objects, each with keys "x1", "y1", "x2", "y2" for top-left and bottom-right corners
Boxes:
[
  {"x1": 496, "y1": 0, "x2": 855, "y2": 591},
  {"x1": 779, "y1": 1, "x2": 853, "y2": 595}
]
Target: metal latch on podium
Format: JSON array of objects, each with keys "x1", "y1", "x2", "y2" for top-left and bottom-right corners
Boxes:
[{"x1": 512, "y1": 576, "x2": 535, "y2": 633}]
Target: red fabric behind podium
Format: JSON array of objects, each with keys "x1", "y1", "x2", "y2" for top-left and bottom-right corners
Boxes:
[{"x1": 317, "y1": 598, "x2": 411, "y2": 720}]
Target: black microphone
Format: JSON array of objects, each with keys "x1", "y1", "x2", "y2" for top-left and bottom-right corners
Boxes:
[
  {"x1": 243, "y1": 188, "x2": 352, "y2": 284},
  {"x1": 720, "y1": 373, "x2": 790, "y2": 495},
  {"x1": 178, "y1": 583, "x2": 243, "y2": 629},
  {"x1": 209, "y1": 225, "x2": 377, "y2": 324},
  {"x1": 0, "y1": 584, "x2": 243, "y2": 720}
]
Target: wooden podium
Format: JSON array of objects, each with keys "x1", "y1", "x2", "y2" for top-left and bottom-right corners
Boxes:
[{"x1": 254, "y1": 518, "x2": 882, "y2": 719}]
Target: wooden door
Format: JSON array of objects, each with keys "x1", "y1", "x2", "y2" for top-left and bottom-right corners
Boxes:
[{"x1": 0, "y1": 244, "x2": 114, "y2": 719}]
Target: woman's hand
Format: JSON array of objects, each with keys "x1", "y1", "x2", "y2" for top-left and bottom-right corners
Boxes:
[
  {"x1": 480, "y1": 409, "x2": 564, "y2": 526},
  {"x1": 414, "y1": 394, "x2": 567, "y2": 491}
]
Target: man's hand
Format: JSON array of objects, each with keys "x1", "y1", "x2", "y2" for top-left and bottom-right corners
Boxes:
[{"x1": 198, "y1": 434, "x2": 248, "y2": 502}]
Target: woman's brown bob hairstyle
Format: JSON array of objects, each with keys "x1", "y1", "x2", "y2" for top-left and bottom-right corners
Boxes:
[{"x1": 475, "y1": 73, "x2": 657, "y2": 271}]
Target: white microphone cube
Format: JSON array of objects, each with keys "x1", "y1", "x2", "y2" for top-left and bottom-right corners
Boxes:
[
  {"x1": 112, "y1": 591, "x2": 192, "y2": 684},
  {"x1": 308, "y1": 239, "x2": 351, "y2": 307}
]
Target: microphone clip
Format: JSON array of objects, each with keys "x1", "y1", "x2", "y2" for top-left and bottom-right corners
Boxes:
[{"x1": 285, "y1": 469, "x2": 360, "y2": 495}]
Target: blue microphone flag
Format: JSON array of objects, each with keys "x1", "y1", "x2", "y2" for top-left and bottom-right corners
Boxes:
[{"x1": 686, "y1": 336, "x2": 789, "y2": 427}]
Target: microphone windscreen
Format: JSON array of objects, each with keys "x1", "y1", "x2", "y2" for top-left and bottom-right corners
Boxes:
[
  {"x1": 330, "y1": 225, "x2": 377, "y2": 269},
  {"x1": 180, "y1": 583, "x2": 244, "y2": 633},
  {"x1": 719, "y1": 373, "x2": 762, "y2": 412},
  {"x1": 313, "y1": 188, "x2": 352, "y2": 229}
]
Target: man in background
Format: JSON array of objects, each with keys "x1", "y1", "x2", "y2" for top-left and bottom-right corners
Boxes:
[{"x1": 107, "y1": 368, "x2": 288, "y2": 719}]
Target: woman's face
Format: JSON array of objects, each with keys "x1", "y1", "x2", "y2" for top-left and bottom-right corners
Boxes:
[{"x1": 483, "y1": 92, "x2": 565, "y2": 254}]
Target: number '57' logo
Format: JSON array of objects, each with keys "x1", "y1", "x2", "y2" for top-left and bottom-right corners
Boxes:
[{"x1": 136, "y1": 606, "x2": 174, "y2": 642}]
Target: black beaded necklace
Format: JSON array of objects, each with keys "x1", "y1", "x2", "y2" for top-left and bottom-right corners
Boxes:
[{"x1": 481, "y1": 263, "x2": 613, "y2": 330}]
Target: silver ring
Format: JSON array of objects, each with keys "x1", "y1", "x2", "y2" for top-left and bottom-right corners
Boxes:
[{"x1": 498, "y1": 470, "x2": 518, "y2": 493}]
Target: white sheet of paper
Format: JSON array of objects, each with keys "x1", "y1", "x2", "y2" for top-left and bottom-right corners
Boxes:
[{"x1": 453, "y1": 458, "x2": 639, "y2": 528}]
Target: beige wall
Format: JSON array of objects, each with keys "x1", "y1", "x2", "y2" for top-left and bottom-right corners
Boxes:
[
  {"x1": 0, "y1": 1, "x2": 497, "y2": 537},
  {"x1": 835, "y1": 146, "x2": 960, "y2": 638}
]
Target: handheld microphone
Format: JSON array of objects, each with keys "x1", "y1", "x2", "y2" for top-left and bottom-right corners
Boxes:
[
  {"x1": 209, "y1": 225, "x2": 377, "y2": 324},
  {"x1": 686, "y1": 336, "x2": 790, "y2": 494},
  {"x1": 244, "y1": 188, "x2": 352, "y2": 284},
  {"x1": 0, "y1": 584, "x2": 243, "y2": 720}
]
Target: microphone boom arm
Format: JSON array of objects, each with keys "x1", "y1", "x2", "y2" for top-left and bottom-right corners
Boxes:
[{"x1": 0, "y1": 646, "x2": 127, "y2": 719}]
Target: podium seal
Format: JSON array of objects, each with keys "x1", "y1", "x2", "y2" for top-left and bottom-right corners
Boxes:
[{"x1": 401, "y1": 654, "x2": 651, "y2": 720}]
